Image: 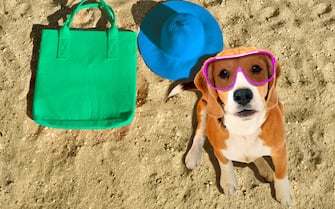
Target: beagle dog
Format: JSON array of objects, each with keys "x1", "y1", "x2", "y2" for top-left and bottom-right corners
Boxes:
[{"x1": 169, "y1": 47, "x2": 291, "y2": 206}]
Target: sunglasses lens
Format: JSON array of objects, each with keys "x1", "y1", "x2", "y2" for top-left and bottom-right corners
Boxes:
[{"x1": 205, "y1": 53, "x2": 274, "y2": 90}]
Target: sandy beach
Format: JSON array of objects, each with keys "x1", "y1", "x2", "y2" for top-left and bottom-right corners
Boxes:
[{"x1": 0, "y1": 0, "x2": 334, "y2": 208}]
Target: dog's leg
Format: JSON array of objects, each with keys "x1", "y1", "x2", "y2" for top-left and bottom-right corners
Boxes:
[
  {"x1": 185, "y1": 101, "x2": 207, "y2": 169},
  {"x1": 253, "y1": 157, "x2": 274, "y2": 182},
  {"x1": 214, "y1": 149, "x2": 238, "y2": 195},
  {"x1": 271, "y1": 144, "x2": 292, "y2": 206}
]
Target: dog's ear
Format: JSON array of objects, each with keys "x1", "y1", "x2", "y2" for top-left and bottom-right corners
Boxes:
[
  {"x1": 194, "y1": 68, "x2": 224, "y2": 118},
  {"x1": 266, "y1": 62, "x2": 282, "y2": 109}
]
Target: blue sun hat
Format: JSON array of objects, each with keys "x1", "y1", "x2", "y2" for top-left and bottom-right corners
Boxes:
[{"x1": 138, "y1": 0, "x2": 224, "y2": 80}]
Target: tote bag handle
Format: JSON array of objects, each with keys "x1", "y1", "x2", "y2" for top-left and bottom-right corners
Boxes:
[{"x1": 58, "y1": 0, "x2": 118, "y2": 59}]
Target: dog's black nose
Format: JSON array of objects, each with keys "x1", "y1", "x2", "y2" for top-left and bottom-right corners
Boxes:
[{"x1": 233, "y1": 89, "x2": 253, "y2": 106}]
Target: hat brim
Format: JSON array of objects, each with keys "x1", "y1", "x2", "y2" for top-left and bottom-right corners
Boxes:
[{"x1": 138, "y1": 1, "x2": 224, "y2": 81}]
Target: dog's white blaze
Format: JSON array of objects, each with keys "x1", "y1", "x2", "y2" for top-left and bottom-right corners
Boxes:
[
  {"x1": 221, "y1": 132, "x2": 271, "y2": 163},
  {"x1": 227, "y1": 71, "x2": 265, "y2": 114},
  {"x1": 224, "y1": 71, "x2": 267, "y2": 135}
]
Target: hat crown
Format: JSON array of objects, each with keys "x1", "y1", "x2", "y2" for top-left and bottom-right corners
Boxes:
[{"x1": 160, "y1": 13, "x2": 204, "y2": 59}]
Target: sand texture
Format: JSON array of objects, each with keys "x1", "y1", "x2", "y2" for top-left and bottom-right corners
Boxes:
[{"x1": 0, "y1": 0, "x2": 334, "y2": 208}]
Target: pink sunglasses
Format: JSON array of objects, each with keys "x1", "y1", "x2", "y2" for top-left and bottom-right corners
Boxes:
[{"x1": 203, "y1": 50, "x2": 277, "y2": 91}]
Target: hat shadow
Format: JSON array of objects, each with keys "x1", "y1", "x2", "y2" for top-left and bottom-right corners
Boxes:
[
  {"x1": 26, "y1": 0, "x2": 115, "y2": 119},
  {"x1": 131, "y1": 1, "x2": 158, "y2": 26},
  {"x1": 166, "y1": 54, "x2": 213, "y2": 94}
]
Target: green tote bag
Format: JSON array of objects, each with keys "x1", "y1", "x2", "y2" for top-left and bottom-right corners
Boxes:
[{"x1": 33, "y1": 0, "x2": 137, "y2": 129}]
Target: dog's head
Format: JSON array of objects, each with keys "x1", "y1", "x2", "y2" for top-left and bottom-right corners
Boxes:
[{"x1": 195, "y1": 47, "x2": 281, "y2": 125}]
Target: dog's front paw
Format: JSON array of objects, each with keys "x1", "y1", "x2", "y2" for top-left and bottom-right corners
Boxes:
[
  {"x1": 221, "y1": 183, "x2": 237, "y2": 196},
  {"x1": 218, "y1": 160, "x2": 238, "y2": 196},
  {"x1": 185, "y1": 147, "x2": 202, "y2": 169},
  {"x1": 185, "y1": 135, "x2": 205, "y2": 169},
  {"x1": 220, "y1": 170, "x2": 238, "y2": 195},
  {"x1": 277, "y1": 192, "x2": 291, "y2": 207},
  {"x1": 274, "y1": 176, "x2": 292, "y2": 206}
]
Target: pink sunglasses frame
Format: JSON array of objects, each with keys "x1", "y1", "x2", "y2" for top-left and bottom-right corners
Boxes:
[{"x1": 202, "y1": 50, "x2": 277, "y2": 91}]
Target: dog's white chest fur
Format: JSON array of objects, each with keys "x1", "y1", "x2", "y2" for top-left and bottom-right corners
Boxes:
[{"x1": 221, "y1": 132, "x2": 271, "y2": 163}]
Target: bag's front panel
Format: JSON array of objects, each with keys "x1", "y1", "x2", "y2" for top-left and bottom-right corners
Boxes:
[{"x1": 33, "y1": 29, "x2": 137, "y2": 129}]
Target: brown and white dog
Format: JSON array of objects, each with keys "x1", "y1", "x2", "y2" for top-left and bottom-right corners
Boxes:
[{"x1": 169, "y1": 47, "x2": 291, "y2": 206}]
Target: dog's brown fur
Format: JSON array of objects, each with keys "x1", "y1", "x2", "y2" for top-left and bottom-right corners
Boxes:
[{"x1": 170, "y1": 47, "x2": 291, "y2": 206}]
